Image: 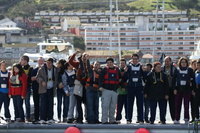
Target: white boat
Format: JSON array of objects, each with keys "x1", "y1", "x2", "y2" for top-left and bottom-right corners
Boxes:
[
  {"x1": 24, "y1": 37, "x2": 74, "y2": 67},
  {"x1": 190, "y1": 41, "x2": 200, "y2": 60}
]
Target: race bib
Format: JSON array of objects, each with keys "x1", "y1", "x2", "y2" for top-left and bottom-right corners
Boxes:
[
  {"x1": 180, "y1": 80, "x2": 186, "y2": 85},
  {"x1": 1, "y1": 84, "x2": 7, "y2": 88},
  {"x1": 132, "y1": 78, "x2": 138, "y2": 82}
]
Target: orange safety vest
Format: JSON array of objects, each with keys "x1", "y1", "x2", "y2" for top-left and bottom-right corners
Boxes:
[
  {"x1": 86, "y1": 71, "x2": 99, "y2": 88},
  {"x1": 103, "y1": 67, "x2": 119, "y2": 85}
]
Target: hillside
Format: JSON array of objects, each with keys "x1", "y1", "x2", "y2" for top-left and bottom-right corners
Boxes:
[{"x1": 2, "y1": 0, "x2": 200, "y2": 19}]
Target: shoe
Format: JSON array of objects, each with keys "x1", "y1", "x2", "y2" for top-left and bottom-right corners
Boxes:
[
  {"x1": 110, "y1": 121, "x2": 118, "y2": 124},
  {"x1": 19, "y1": 120, "x2": 25, "y2": 123},
  {"x1": 39, "y1": 120, "x2": 47, "y2": 124},
  {"x1": 102, "y1": 122, "x2": 110, "y2": 124},
  {"x1": 67, "y1": 119, "x2": 73, "y2": 123},
  {"x1": 145, "y1": 120, "x2": 150, "y2": 123},
  {"x1": 95, "y1": 120, "x2": 101, "y2": 124},
  {"x1": 127, "y1": 120, "x2": 131, "y2": 124},
  {"x1": 57, "y1": 118, "x2": 61, "y2": 123},
  {"x1": 190, "y1": 120, "x2": 194, "y2": 123},
  {"x1": 158, "y1": 121, "x2": 161, "y2": 124},
  {"x1": 32, "y1": 120, "x2": 39, "y2": 124},
  {"x1": 48, "y1": 119, "x2": 55, "y2": 124},
  {"x1": 116, "y1": 120, "x2": 121, "y2": 124},
  {"x1": 161, "y1": 121, "x2": 166, "y2": 124},
  {"x1": 26, "y1": 118, "x2": 31, "y2": 122},
  {"x1": 139, "y1": 121, "x2": 144, "y2": 124},
  {"x1": 150, "y1": 121, "x2": 154, "y2": 124},
  {"x1": 136, "y1": 120, "x2": 139, "y2": 123},
  {"x1": 174, "y1": 120, "x2": 180, "y2": 124},
  {"x1": 5, "y1": 118, "x2": 11, "y2": 123},
  {"x1": 63, "y1": 118, "x2": 67, "y2": 123}
]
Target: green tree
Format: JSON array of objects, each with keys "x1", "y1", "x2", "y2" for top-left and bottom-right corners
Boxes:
[{"x1": 73, "y1": 36, "x2": 85, "y2": 51}]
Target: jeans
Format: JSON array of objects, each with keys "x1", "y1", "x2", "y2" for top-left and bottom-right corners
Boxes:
[
  {"x1": 25, "y1": 87, "x2": 31, "y2": 119},
  {"x1": 116, "y1": 94, "x2": 127, "y2": 121},
  {"x1": 68, "y1": 89, "x2": 77, "y2": 119},
  {"x1": 12, "y1": 95, "x2": 24, "y2": 120},
  {"x1": 74, "y1": 94, "x2": 83, "y2": 122},
  {"x1": 86, "y1": 89, "x2": 99, "y2": 123},
  {"x1": 144, "y1": 98, "x2": 150, "y2": 122},
  {"x1": 0, "y1": 92, "x2": 11, "y2": 118},
  {"x1": 40, "y1": 89, "x2": 54, "y2": 121},
  {"x1": 150, "y1": 99, "x2": 167, "y2": 123},
  {"x1": 168, "y1": 89, "x2": 175, "y2": 121},
  {"x1": 32, "y1": 88, "x2": 40, "y2": 121},
  {"x1": 57, "y1": 88, "x2": 69, "y2": 119}
]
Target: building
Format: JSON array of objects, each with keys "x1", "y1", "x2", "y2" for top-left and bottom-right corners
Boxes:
[
  {"x1": 0, "y1": 18, "x2": 17, "y2": 27},
  {"x1": 61, "y1": 17, "x2": 81, "y2": 31},
  {"x1": 48, "y1": 31, "x2": 76, "y2": 44},
  {"x1": 26, "y1": 20, "x2": 42, "y2": 29}
]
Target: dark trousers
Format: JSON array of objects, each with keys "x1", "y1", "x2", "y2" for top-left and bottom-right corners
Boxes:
[
  {"x1": 190, "y1": 94, "x2": 195, "y2": 121},
  {"x1": 74, "y1": 94, "x2": 83, "y2": 122},
  {"x1": 194, "y1": 91, "x2": 200, "y2": 119},
  {"x1": 175, "y1": 91, "x2": 191, "y2": 121},
  {"x1": 32, "y1": 88, "x2": 40, "y2": 121},
  {"x1": 150, "y1": 99, "x2": 167, "y2": 122},
  {"x1": 86, "y1": 89, "x2": 99, "y2": 123},
  {"x1": 116, "y1": 94, "x2": 127, "y2": 121},
  {"x1": 168, "y1": 89, "x2": 175, "y2": 121},
  {"x1": 0, "y1": 92, "x2": 11, "y2": 118},
  {"x1": 12, "y1": 95, "x2": 24, "y2": 120},
  {"x1": 25, "y1": 87, "x2": 31, "y2": 119},
  {"x1": 40, "y1": 89, "x2": 54, "y2": 121},
  {"x1": 144, "y1": 98, "x2": 150, "y2": 121},
  {"x1": 57, "y1": 89, "x2": 69, "y2": 119},
  {"x1": 127, "y1": 86, "x2": 144, "y2": 122}
]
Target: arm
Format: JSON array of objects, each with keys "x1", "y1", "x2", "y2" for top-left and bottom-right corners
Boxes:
[
  {"x1": 62, "y1": 72, "x2": 69, "y2": 94},
  {"x1": 31, "y1": 68, "x2": 37, "y2": 81},
  {"x1": 36, "y1": 68, "x2": 45, "y2": 84},
  {"x1": 86, "y1": 59, "x2": 93, "y2": 78},
  {"x1": 98, "y1": 68, "x2": 106, "y2": 88},
  {"x1": 69, "y1": 53, "x2": 80, "y2": 70},
  {"x1": 21, "y1": 73, "x2": 27, "y2": 98},
  {"x1": 28, "y1": 67, "x2": 33, "y2": 83}
]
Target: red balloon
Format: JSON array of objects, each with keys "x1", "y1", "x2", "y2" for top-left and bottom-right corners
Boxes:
[
  {"x1": 135, "y1": 128, "x2": 150, "y2": 133},
  {"x1": 64, "y1": 127, "x2": 81, "y2": 133}
]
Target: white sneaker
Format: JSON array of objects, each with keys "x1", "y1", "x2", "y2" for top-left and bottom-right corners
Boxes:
[
  {"x1": 48, "y1": 119, "x2": 55, "y2": 124},
  {"x1": 39, "y1": 120, "x2": 46, "y2": 124},
  {"x1": 174, "y1": 120, "x2": 180, "y2": 124}
]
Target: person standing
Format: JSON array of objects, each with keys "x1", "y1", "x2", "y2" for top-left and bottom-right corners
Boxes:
[
  {"x1": 20, "y1": 55, "x2": 33, "y2": 122},
  {"x1": 174, "y1": 57, "x2": 194, "y2": 124},
  {"x1": 194, "y1": 60, "x2": 200, "y2": 121},
  {"x1": 126, "y1": 53, "x2": 145, "y2": 124},
  {"x1": 99, "y1": 57, "x2": 122, "y2": 124},
  {"x1": 31, "y1": 57, "x2": 45, "y2": 123},
  {"x1": 85, "y1": 56, "x2": 101, "y2": 124},
  {"x1": 116, "y1": 58, "x2": 128, "y2": 124},
  {"x1": 143, "y1": 63, "x2": 152, "y2": 123},
  {"x1": 144, "y1": 62, "x2": 169, "y2": 124},
  {"x1": 36, "y1": 58, "x2": 58, "y2": 124},
  {"x1": 0, "y1": 61, "x2": 11, "y2": 122},
  {"x1": 9, "y1": 63, "x2": 27, "y2": 122},
  {"x1": 162, "y1": 56, "x2": 177, "y2": 122}
]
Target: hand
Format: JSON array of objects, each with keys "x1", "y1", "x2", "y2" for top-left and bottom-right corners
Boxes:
[
  {"x1": 174, "y1": 90, "x2": 177, "y2": 95},
  {"x1": 85, "y1": 54, "x2": 89, "y2": 60},
  {"x1": 144, "y1": 94, "x2": 147, "y2": 98},
  {"x1": 119, "y1": 79, "x2": 122, "y2": 83},
  {"x1": 99, "y1": 87, "x2": 104, "y2": 91},
  {"x1": 8, "y1": 95, "x2": 11, "y2": 98},
  {"x1": 165, "y1": 95, "x2": 169, "y2": 100},
  {"x1": 124, "y1": 66, "x2": 128, "y2": 72},
  {"x1": 21, "y1": 96, "x2": 25, "y2": 99},
  {"x1": 66, "y1": 93, "x2": 70, "y2": 96},
  {"x1": 196, "y1": 85, "x2": 199, "y2": 88},
  {"x1": 192, "y1": 90, "x2": 195, "y2": 96},
  {"x1": 75, "y1": 50, "x2": 81, "y2": 55},
  {"x1": 42, "y1": 82, "x2": 46, "y2": 87},
  {"x1": 121, "y1": 88, "x2": 125, "y2": 92},
  {"x1": 31, "y1": 76, "x2": 37, "y2": 81},
  {"x1": 58, "y1": 83, "x2": 64, "y2": 88}
]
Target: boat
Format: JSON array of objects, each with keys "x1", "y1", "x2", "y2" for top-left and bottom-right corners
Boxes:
[
  {"x1": 190, "y1": 40, "x2": 200, "y2": 60},
  {"x1": 23, "y1": 37, "x2": 75, "y2": 67}
]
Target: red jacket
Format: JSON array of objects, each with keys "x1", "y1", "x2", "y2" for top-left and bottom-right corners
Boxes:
[{"x1": 8, "y1": 73, "x2": 27, "y2": 97}]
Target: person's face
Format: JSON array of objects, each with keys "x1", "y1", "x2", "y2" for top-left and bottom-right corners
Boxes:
[
  {"x1": 20, "y1": 57, "x2": 27, "y2": 66},
  {"x1": 192, "y1": 62, "x2": 197, "y2": 70},
  {"x1": 1, "y1": 62, "x2": 6, "y2": 71},
  {"x1": 154, "y1": 64, "x2": 161, "y2": 72},
  {"x1": 132, "y1": 56, "x2": 138, "y2": 65},
  {"x1": 94, "y1": 62, "x2": 100, "y2": 70},
  {"x1": 120, "y1": 61, "x2": 126, "y2": 68},
  {"x1": 38, "y1": 58, "x2": 44, "y2": 67},
  {"x1": 46, "y1": 61, "x2": 53, "y2": 69},
  {"x1": 146, "y1": 65, "x2": 152, "y2": 72},
  {"x1": 56, "y1": 62, "x2": 62, "y2": 68},
  {"x1": 14, "y1": 67, "x2": 19, "y2": 73},
  {"x1": 164, "y1": 58, "x2": 171, "y2": 67},
  {"x1": 197, "y1": 63, "x2": 200, "y2": 70},
  {"x1": 106, "y1": 60, "x2": 114, "y2": 68},
  {"x1": 82, "y1": 54, "x2": 87, "y2": 61},
  {"x1": 180, "y1": 59, "x2": 187, "y2": 68}
]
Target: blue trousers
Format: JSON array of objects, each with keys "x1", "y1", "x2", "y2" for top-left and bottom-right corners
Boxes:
[
  {"x1": 150, "y1": 99, "x2": 167, "y2": 122},
  {"x1": 40, "y1": 89, "x2": 54, "y2": 121},
  {"x1": 144, "y1": 98, "x2": 150, "y2": 121},
  {"x1": 127, "y1": 86, "x2": 144, "y2": 122},
  {"x1": 0, "y1": 92, "x2": 11, "y2": 118},
  {"x1": 25, "y1": 87, "x2": 31, "y2": 119},
  {"x1": 12, "y1": 95, "x2": 24, "y2": 120},
  {"x1": 57, "y1": 88, "x2": 69, "y2": 119},
  {"x1": 116, "y1": 94, "x2": 127, "y2": 121},
  {"x1": 86, "y1": 89, "x2": 99, "y2": 123}
]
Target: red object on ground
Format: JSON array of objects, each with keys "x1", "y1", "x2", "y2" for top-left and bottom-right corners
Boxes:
[
  {"x1": 64, "y1": 127, "x2": 81, "y2": 133},
  {"x1": 135, "y1": 128, "x2": 150, "y2": 133}
]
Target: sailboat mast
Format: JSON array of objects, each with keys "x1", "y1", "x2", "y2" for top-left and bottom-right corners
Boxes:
[
  {"x1": 116, "y1": 0, "x2": 121, "y2": 61},
  {"x1": 109, "y1": 0, "x2": 113, "y2": 56}
]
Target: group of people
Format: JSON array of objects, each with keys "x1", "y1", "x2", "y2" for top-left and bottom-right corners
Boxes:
[{"x1": 0, "y1": 51, "x2": 200, "y2": 125}]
